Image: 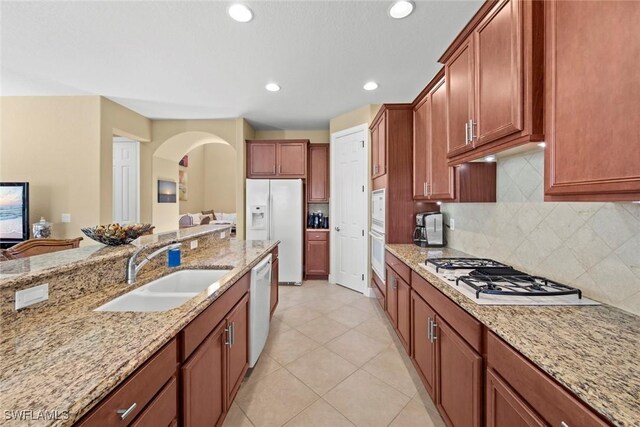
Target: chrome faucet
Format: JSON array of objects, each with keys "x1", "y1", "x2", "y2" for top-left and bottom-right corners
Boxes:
[{"x1": 126, "y1": 242, "x2": 182, "y2": 285}]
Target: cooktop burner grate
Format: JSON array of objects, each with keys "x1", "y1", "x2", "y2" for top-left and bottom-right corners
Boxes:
[
  {"x1": 456, "y1": 274, "x2": 583, "y2": 299},
  {"x1": 426, "y1": 257, "x2": 511, "y2": 273}
]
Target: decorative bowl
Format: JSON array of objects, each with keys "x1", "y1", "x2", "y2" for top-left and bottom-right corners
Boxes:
[{"x1": 81, "y1": 223, "x2": 153, "y2": 246}]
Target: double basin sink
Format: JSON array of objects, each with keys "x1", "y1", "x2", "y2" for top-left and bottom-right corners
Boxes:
[{"x1": 95, "y1": 269, "x2": 233, "y2": 312}]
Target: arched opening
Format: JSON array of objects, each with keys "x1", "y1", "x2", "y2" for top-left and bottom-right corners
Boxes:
[{"x1": 152, "y1": 131, "x2": 237, "y2": 234}]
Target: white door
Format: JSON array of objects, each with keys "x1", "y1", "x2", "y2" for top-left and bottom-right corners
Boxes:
[
  {"x1": 331, "y1": 125, "x2": 368, "y2": 293},
  {"x1": 113, "y1": 138, "x2": 139, "y2": 224}
]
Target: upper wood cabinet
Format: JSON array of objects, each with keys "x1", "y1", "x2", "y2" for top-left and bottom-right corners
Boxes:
[
  {"x1": 371, "y1": 113, "x2": 387, "y2": 178},
  {"x1": 308, "y1": 144, "x2": 330, "y2": 202},
  {"x1": 544, "y1": 0, "x2": 640, "y2": 201},
  {"x1": 441, "y1": 0, "x2": 544, "y2": 164},
  {"x1": 246, "y1": 140, "x2": 308, "y2": 179}
]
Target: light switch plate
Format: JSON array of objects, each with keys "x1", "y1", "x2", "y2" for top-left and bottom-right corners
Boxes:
[
  {"x1": 220, "y1": 231, "x2": 226, "y2": 239},
  {"x1": 61, "y1": 213, "x2": 71, "y2": 223},
  {"x1": 190, "y1": 240, "x2": 198, "y2": 250},
  {"x1": 450, "y1": 219, "x2": 455, "y2": 231},
  {"x1": 15, "y1": 283, "x2": 49, "y2": 310}
]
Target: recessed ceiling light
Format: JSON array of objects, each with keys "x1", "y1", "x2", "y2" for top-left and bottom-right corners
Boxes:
[
  {"x1": 228, "y1": 4, "x2": 253, "y2": 23},
  {"x1": 363, "y1": 81, "x2": 379, "y2": 91},
  {"x1": 389, "y1": 0, "x2": 415, "y2": 19},
  {"x1": 484, "y1": 155, "x2": 496, "y2": 162},
  {"x1": 538, "y1": 142, "x2": 546, "y2": 148},
  {"x1": 265, "y1": 83, "x2": 280, "y2": 92}
]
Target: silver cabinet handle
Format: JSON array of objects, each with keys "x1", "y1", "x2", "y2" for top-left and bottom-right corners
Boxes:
[
  {"x1": 423, "y1": 182, "x2": 427, "y2": 196},
  {"x1": 117, "y1": 403, "x2": 137, "y2": 420},
  {"x1": 469, "y1": 119, "x2": 476, "y2": 141},
  {"x1": 431, "y1": 321, "x2": 438, "y2": 341},
  {"x1": 225, "y1": 325, "x2": 232, "y2": 346},
  {"x1": 278, "y1": 164, "x2": 281, "y2": 174},
  {"x1": 427, "y1": 318, "x2": 433, "y2": 342},
  {"x1": 465, "y1": 121, "x2": 469, "y2": 144},
  {"x1": 560, "y1": 422, "x2": 569, "y2": 427}
]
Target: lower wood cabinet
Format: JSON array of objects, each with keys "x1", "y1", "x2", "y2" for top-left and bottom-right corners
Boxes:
[
  {"x1": 486, "y1": 369, "x2": 545, "y2": 427},
  {"x1": 386, "y1": 263, "x2": 411, "y2": 353},
  {"x1": 270, "y1": 254, "x2": 279, "y2": 317},
  {"x1": 385, "y1": 267, "x2": 398, "y2": 327},
  {"x1": 226, "y1": 294, "x2": 250, "y2": 404},
  {"x1": 436, "y1": 317, "x2": 482, "y2": 427},
  {"x1": 411, "y1": 291, "x2": 436, "y2": 399},
  {"x1": 130, "y1": 377, "x2": 178, "y2": 427},
  {"x1": 305, "y1": 230, "x2": 329, "y2": 278}
]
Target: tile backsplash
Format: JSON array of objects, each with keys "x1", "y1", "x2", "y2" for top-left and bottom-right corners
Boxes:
[{"x1": 441, "y1": 150, "x2": 640, "y2": 316}]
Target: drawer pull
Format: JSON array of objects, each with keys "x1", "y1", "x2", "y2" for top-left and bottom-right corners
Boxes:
[
  {"x1": 116, "y1": 402, "x2": 137, "y2": 420},
  {"x1": 560, "y1": 423, "x2": 569, "y2": 427}
]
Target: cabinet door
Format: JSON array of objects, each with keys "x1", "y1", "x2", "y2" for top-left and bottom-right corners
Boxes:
[
  {"x1": 396, "y1": 276, "x2": 411, "y2": 354},
  {"x1": 182, "y1": 322, "x2": 226, "y2": 427},
  {"x1": 474, "y1": 0, "x2": 523, "y2": 146},
  {"x1": 277, "y1": 142, "x2": 307, "y2": 177},
  {"x1": 377, "y1": 114, "x2": 387, "y2": 177},
  {"x1": 436, "y1": 317, "x2": 482, "y2": 427},
  {"x1": 446, "y1": 38, "x2": 475, "y2": 158},
  {"x1": 413, "y1": 96, "x2": 430, "y2": 199},
  {"x1": 545, "y1": 0, "x2": 640, "y2": 200},
  {"x1": 270, "y1": 257, "x2": 279, "y2": 317},
  {"x1": 385, "y1": 267, "x2": 398, "y2": 327},
  {"x1": 305, "y1": 240, "x2": 329, "y2": 276},
  {"x1": 247, "y1": 142, "x2": 277, "y2": 177},
  {"x1": 411, "y1": 292, "x2": 436, "y2": 400},
  {"x1": 486, "y1": 369, "x2": 545, "y2": 427},
  {"x1": 227, "y1": 294, "x2": 249, "y2": 406},
  {"x1": 308, "y1": 144, "x2": 330, "y2": 202},
  {"x1": 429, "y1": 78, "x2": 456, "y2": 200},
  {"x1": 371, "y1": 123, "x2": 380, "y2": 178},
  {"x1": 130, "y1": 377, "x2": 178, "y2": 427}
]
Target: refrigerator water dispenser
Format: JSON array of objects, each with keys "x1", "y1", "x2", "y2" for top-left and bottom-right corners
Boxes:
[{"x1": 250, "y1": 205, "x2": 267, "y2": 230}]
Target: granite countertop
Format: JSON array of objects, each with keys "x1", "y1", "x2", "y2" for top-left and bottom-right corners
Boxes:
[
  {"x1": 0, "y1": 239, "x2": 278, "y2": 427},
  {"x1": 386, "y1": 244, "x2": 640, "y2": 427}
]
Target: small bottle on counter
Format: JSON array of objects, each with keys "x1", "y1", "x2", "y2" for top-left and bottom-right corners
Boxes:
[{"x1": 167, "y1": 247, "x2": 181, "y2": 268}]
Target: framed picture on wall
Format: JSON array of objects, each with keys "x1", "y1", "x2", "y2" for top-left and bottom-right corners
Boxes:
[
  {"x1": 158, "y1": 180, "x2": 177, "y2": 203},
  {"x1": 179, "y1": 155, "x2": 189, "y2": 167},
  {"x1": 179, "y1": 171, "x2": 188, "y2": 201}
]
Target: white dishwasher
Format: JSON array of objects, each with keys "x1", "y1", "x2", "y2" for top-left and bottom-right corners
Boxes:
[{"x1": 249, "y1": 254, "x2": 272, "y2": 367}]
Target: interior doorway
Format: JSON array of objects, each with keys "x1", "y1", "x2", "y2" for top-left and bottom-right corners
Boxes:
[
  {"x1": 113, "y1": 137, "x2": 140, "y2": 224},
  {"x1": 330, "y1": 124, "x2": 369, "y2": 294}
]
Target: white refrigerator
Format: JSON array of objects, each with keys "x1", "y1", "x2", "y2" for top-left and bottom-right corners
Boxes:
[{"x1": 246, "y1": 179, "x2": 303, "y2": 284}]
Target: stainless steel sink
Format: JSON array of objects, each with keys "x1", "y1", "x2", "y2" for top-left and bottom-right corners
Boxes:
[{"x1": 95, "y1": 269, "x2": 232, "y2": 312}]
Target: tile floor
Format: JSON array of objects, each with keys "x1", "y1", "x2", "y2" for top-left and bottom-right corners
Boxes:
[{"x1": 224, "y1": 280, "x2": 446, "y2": 427}]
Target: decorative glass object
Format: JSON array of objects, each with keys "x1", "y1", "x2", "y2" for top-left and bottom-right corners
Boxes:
[{"x1": 32, "y1": 217, "x2": 52, "y2": 238}]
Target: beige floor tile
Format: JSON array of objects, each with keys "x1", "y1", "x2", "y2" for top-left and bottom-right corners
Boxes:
[
  {"x1": 295, "y1": 316, "x2": 351, "y2": 344},
  {"x1": 263, "y1": 329, "x2": 319, "y2": 365},
  {"x1": 389, "y1": 394, "x2": 445, "y2": 427},
  {"x1": 326, "y1": 330, "x2": 389, "y2": 366},
  {"x1": 243, "y1": 353, "x2": 282, "y2": 387},
  {"x1": 222, "y1": 402, "x2": 254, "y2": 427},
  {"x1": 275, "y1": 305, "x2": 323, "y2": 326},
  {"x1": 269, "y1": 317, "x2": 292, "y2": 334},
  {"x1": 325, "y1": 306, "x2": 372, "y2": 328},
  {"x1": 324, "y1": 370, "x2": 410, "y2": 427},
  {"x1": 284, "y1": 399, "x2": 355, "y2": 427},
  {"x1": 354, "y1": 317, "x2": 396, "y2": 345},
  {"x1": 347, "y1": 296, "x2": 382, "y2": 315},
  {"x1": 236, "y1": 369, "x2": 319, "y2": 427},
  {"x1": 299, "y1": 298, "x2": 346, "y2": 314},
  {"x1": 362, "y1": 347, "x2": 419, "y2": 397},
  {"x1": 285, "y1": 347, "x2": 358, "y2": 395}
]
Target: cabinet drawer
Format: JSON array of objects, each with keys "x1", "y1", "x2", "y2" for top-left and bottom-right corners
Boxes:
[
  {"x1": 77, "y1": 339, "x2": 178, "y2": 427},
  {"x1": 307, "y1": 231, "x2": 328, "y2": 241},
  {"x1": 411, "y1": 271, "x2": 482, "y2": 352},
  {"x1": 130, "y1": 376, "x2": 178, "y2": 427},
  {"x1": 385, "y1": 251, "x2": 411, "y2": 284},
  {"x1": 372, "y1": 283, "x2": 385, "y2": 310},
  {"x1": 372, "y1": 272, "x2": 385, "y2": 297},
  {"x1": 487, "y1": 332, "x2": 609, "y2": 427},
  {"x1": 182, "y1": 273, "x2": 250, "y2": 361}
]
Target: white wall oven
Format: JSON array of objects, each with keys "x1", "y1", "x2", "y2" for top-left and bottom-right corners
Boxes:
[{"x1": 370, "y1": 189, "x2": 385, "y2": 283}]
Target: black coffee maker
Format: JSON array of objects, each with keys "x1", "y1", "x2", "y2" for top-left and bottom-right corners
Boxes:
[{"x1": 307, "y1": 212, "x2": 328, "y2": 229}]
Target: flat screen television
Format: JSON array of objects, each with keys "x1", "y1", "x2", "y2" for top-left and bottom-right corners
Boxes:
[{"x1": 0, "y1": 182, "x2": 30, "y2": 248}]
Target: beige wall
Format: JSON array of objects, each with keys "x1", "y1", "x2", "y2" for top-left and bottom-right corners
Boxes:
[
  {"x1": 0, "y1": 96, "x2": 102, "y2": 241},
  {"x1": 204, "y1": 143, "x2": 237, "y2": 213},
  {"x1": 178, "y1": 145, "x2": 205, "y2": 215},
  {"x1": 99, "y1": 98, "x2": 151, "y2": 224},
  {"x1": 152, "y1": 157, "x2": 180, "y2": 233},
  {"x1": 254, "y1": 129, "x2": 329, "y2": 144},
  {"x1": 329, "y1": 104, "x2": 381, "y2": 135}
]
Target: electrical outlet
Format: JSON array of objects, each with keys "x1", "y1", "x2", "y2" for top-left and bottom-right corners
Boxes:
[
  {"x1": 190, "y1": 240, "x2": 198, "y2": 250},
  {"x1": 61, "y1": 213, "x2": 71, "y2": 223},
  {"x1": 15, "y1": 283, "x2": 49, "y2": 310},
  {"x1": 220, "y1": 231, "x2": 226, "y2": 239},
  {"x1": 450, "y1": 218, "x2": 455, "y2": 231}
]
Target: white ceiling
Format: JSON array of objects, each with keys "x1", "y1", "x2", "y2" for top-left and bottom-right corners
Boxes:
[{"x1": 1, "y1": 1, "x2": 482, "y2": 130}]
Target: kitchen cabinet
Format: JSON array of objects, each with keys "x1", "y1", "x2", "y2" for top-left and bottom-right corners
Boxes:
[
  {"x1": 414, "y1": 73, "x2": 496, "y2": 202},
  {"x1": 385, "y1": 255, "x2": 411, "y2": 353},
  {"x1": 308, "y1": 144, "x2": 330, "y2": 202},
  {"x1": 544, "y1": 0, "x2": 640, "y2": 201},
  {"x1": 130, "y1": 377, "x2": 178, "y2": 427},
  {"x1": 246, "y1": 140, "x2": 308, "y2": 179},
  {"x1": 435, "y1": 317, "x2": 482, "y2": 427},
  {"x1": 371, "y1": 113, "x2": 387, "y2": 178},
  {"x1": 486, "y1": 369, "x2": 545, "y2": 427},
  {"x1": 440, "y1": 0, "x2": 544, "y2": 164},
  {"x1": 226, "y1": 294, "x2": 249, "y2": 404},
  {"x1": 411, "y1": 291, "x2": 436, "y2": 400},
  {"x1": 385, "y1": 267, "x2": 398, "y2": 327},
  {"x1": 305, "y1": 230, "x2": 329, "y2": 278},
  {"x1": 270, "y1": 248, "x2": 279, "y2": 317}
]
